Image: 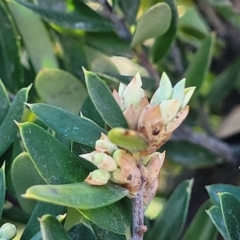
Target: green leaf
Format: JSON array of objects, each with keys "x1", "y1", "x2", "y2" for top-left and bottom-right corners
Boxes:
[
  {"x1": 161, "y1": 140, "x2": 219, "y2": 167},
  {"x1": 35, "y1": 69, "x2": 88, "y2": 114},
  {"x1": 40, "y1": 214, "x2": 71, "y2": 240},
  {"x1": 183, "y1": 200, "x2": 217, "y2": 240},
  {"x1": 206, "y1": 184, "x2": 240, "y2": 205},
  {"x1": 91, "y1": 223, "x2": 126, "y2": 240},
  {"x1": 81, "y1": 97, "x2": 105, "y2": 128},
  {"x1": 131, "y1": 3, "x2": 171, "y2": 47},
  {"x1": 185, "y1": 34, "x2": 214, "y2": 90},
  {"x1": 0, "y1": 86, "x2": 30, "y2": 157},
  {"x1": 19, "y1": 122, "x2": 92, "y2": 184},
  {"x1": 108, "y1": 128, "x2": 148, "y2": 152},
  {"x1": 206, "y1": 206, "x2": 229, "y2": 240},
  {"x1": 68, "y1": 222, "x2": 96, "y2": 240},
  {"x1": 0, "y1": 2, "x2": 23, "y2": 92},
  {"x1": 23, "y1": 183, "x2": 128, "y2": 209},
  {"x1": 21, "y1": 202, "x2": 66, "y2": 240},
  {"x1": 8, "y1": 2, "x2": 58, "y2": 72},
  {"x1": 0, "y1": 164, "x2": 5, "y2": 219},
  {"x1": 79, "y1": 203, "x2": 130, "y2": 235},
  {"x1": 117, "y1": 0, "x2": 139, "y2": 25},
  {"x1": 219, "y1": 192, "x2": 240, "y2": 240},
  {"x1": 84, "y1": 32, "x2": 132, "y2": 58},
  {"x1": 0, "y1": 79, "x2": 10, "y2": 124},
  {"x1": 57, "y1": 34, "x2": 88, "y2": 83},
  {"x1": 152, "y1": 0, "x2": 178, "y2": 63},
  {"x1": 27, "y1": 103, "x2": 106, "y2": 148},
  {"x1": 148, "y1": 179, "x2": 193, "y2": 240},
  {"x1": 207, "y1": 57, "x2": 240, "y2": 106},
  {"x1": 84, "y1": 70, "x2": 128, "y2": 128},
  {"x1": 11, "y1": 152, "x2": 45, "y2": 213},
  {"x1": 14, "y1": 0, "x2": 114, "y2": 32}
]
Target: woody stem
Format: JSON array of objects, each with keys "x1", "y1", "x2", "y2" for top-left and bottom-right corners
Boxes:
[{"x1": 131, "y1": 165, "x2": 147, "y2": 240}]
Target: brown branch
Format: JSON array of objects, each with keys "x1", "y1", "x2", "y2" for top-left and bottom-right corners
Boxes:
[
  {"x1": 131, "y1": 166, "x2": 147, "y2": 240},
  {"x1": 172, "y1": 125, "x2": 238, "y2": 164}
]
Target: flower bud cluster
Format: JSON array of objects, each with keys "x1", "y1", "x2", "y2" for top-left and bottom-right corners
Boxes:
[
  {"x1": 82, "y1": 72, "x2": 194, "y2": 205},
  {"x1": 113, "y1": 72, "x2": 195, "y2": 156}
]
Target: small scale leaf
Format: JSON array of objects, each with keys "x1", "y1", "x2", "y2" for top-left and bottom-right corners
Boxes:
[
  {"x1": 85, "y1": 70, "x2": 128, "y2": 128},
  {"x1": 159, "y1": 99, "x2": 179, "y2": 125},
  {"x1": 40, "y1": 214, "x2": 71, "y2": 240},
  {"x1": 131, "y1": 3, "x2": 171, "y2": 47},
  {"x1": 219, "y1": 192, "x2": 240, "y2": 240},
  {"x1": 0, "y1": 86, "x2": 30, "y2": 157},
  {"x1": 150, "y1": 72, "x2": 172, "y2": 105},
  {"x1": 172, "y1": 79, "x2": 186, "y2": 107},
  {"x1": 23, "y1": 183, "x2": 128, "y2": 209},
  {"x1": 108, "y1": 128, "x2": 148, "y2": 152}
]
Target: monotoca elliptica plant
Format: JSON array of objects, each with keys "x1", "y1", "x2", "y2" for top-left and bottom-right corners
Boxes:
[{"x1": 81, "y1": 72, "x2": 195, "y2": 237}]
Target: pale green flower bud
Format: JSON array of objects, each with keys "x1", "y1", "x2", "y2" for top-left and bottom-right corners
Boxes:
[
  {"x1": 95, "y1": 133, "x2": 118, "y2": 155},
  {"x1": 85, "y1": 169, "x2": 111, "y2": 185},
  {"x1": 0, "y1": 223, "x2": 17, "y2": 240}
]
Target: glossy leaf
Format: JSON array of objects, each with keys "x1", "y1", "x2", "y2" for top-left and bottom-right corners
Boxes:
[
  {"x1": 68, "y1": 222, "x2": 96, "y2": 240},
  {"x1": 35, "y1": 69, "x2": 88, "y2": 114},
  {"x1": 206, "y1": 184, "x2": 240, "y2": 205},
  {"x1": 21, "y1": 202, "x2": 66, "y2": 240},
  {"x1": 0, "y1": 2, "x2": 23, "y2": 92},
  {"x1": 108, "y1": 128, "x2": 148, "y2": 152},
  {"x1": 84, "y1": 70, "x2": 128, "y2": 128},
  {"x1": 0, "y1": 164, "x2": 5, "y2": 219},
  {"x1": 19, "y1": 122, "x2": 92, "y2": 184},
  {"x1": 152, "y1": 0, "x2": 178, "y2": 63},
  {"x1": 0, "y1": 86, "x2": 30, "y2": 157},
  {"x1": 0, "y1": 79, "x2": 10, "y2": 124},
  {"x1": 27, "y1": 103, "x2": 106, "y2": 148},
  {"x1": 161, "y1": 140, "x2": 219, "y2": 167},
  {"x1": 24, "y1": 183, "x2": 128, "y2": 209},
  {"x1": 79, "y1": 203, "x2": 130, "y2": 235},
  {"x1": 8, "y1": 2, "x2": 58, "y2": 72},
  {"x1": 148, "y1": 179, "x2": 193, "y2": 240},
  {"x1": 92, "y1": 223, "x2": 126, "y2": 240},
  {"x1": 131, "y1": 3, "x2": 171, "y2": 47},
  {"x1": 219, "y1": 192, "x2": 240, "y2": 240},
  {"x1": 11, "y1": 152, "x2": 45, "y2": 213},
  {"x1": 206, "y1": 205, "x2": 229, "y2": 240},
  {"x1": 40, "y1": 214, "x2": 71, "y2": 240},
  {"x1": 185, "y1": 34, "x2": 214, "y2": 90},
  {"x1": 208, "y1": 57, "x2": 240, "y2": 106},
  {"x1": 15, "y1": 0, "x2": 114, "y2": 32},
  {"x1": 183, "y1": 200, "x2": 217, "y2": 240}
]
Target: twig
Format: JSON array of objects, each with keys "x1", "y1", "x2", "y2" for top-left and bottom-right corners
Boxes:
[
  {"x1": 97, "y1": 0, "x2": 132, "y2": 41},
  {"x1": 172, "y1": 125, "x2": 238, "y2": 164},
  {"x1": 134, "y1": 47, "x2": 160, "y2": 88},
  {"x1": 132, "y1": 166, "x2": 147, "y2": 240}
]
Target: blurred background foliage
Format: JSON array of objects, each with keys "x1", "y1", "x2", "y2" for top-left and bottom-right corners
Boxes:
[{"x1": 1, "y1": 0, "x2": 240, "y2": 239}]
